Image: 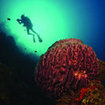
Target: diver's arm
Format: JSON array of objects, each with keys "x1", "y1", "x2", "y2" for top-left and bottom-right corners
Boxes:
[{"x1": 17, "y1": 19, "x2": 22, "y2": 24}]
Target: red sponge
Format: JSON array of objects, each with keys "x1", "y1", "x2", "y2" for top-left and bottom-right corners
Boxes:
[{"x1": 35, "y1": 38, "x2": 99, "y2": 98}]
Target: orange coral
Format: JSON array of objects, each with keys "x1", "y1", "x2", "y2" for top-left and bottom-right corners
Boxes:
[
  {"x1": 81, "y1": 80, "x2": 105, "y2": 105},
  {"x1": 56, "y1": 79, "x2": 105, "y2": 105}
]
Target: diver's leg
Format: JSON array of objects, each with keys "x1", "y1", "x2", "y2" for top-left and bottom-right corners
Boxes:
[
  {"x1": 26, "y1": 28, "x2": 30, "y2": 35},
  {"x1": 31, "y1": 28, "x2": 42, "y2": 42},
  {"x1": 26, "y1": 28, "x2": 35, "y2": 42}
]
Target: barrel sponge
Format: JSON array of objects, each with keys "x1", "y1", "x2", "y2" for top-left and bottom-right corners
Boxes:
[{"x1": 35, "y1": 38, "x2": 99, "y2": 97}]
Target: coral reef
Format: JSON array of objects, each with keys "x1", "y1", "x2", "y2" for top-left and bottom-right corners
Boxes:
[
  {"x1": 81, "y1": 80, "x2": 105, "y2": 105},
  {"x1": 56, "y1": 80, "x2": 105, "y2": 105},
  {"x1": 35, "y1": 38, "x2": 99, "y2": 98},
  {"x1": 98, "y1": 59, "x2": 105, "y2": 81}
]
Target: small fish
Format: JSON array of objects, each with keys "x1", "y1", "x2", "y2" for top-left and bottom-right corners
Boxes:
[
  {"x1": 7, "y1": 18, "x2": 11, "y2": 20},
  {"x1": 35, "y1": 51, "x2": 37, "y2": 53}
]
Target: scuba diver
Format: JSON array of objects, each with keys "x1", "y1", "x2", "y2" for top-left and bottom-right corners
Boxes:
[{"x1": 17, "y1": 15, "x2": 42, "y2": 42}]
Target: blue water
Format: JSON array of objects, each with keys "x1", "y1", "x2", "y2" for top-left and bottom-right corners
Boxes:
[{"x1": 0, "y1": 0, "x2": 105, "y2": 61}]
